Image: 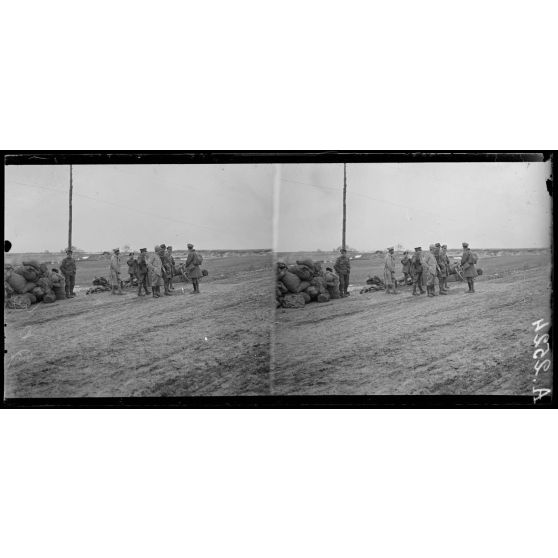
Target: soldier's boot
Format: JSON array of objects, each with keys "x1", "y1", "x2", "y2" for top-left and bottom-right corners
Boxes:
[
  {"x1": 471, "y1": 281, "x2": 475, "y2": 293},
  {"x1": 428, "y1": 286, "x2": 435, "y2": 297},
  {"x1": 194, "y1": 280, "x2": 200, "y2": 294},
  {"x1": 412, "y1": 285, "x2": 417, "y2": 296}
]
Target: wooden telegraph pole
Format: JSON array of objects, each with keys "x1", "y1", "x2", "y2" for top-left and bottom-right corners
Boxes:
[
  {"x1": 342, "y1": 163, "x2": 347, "y2": 250},
  {"x1": 68, "y1": 165, "x2": 73, "y2": 251}
]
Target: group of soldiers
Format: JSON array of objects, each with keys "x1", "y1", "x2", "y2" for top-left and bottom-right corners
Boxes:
[
  {"x1": 114, "y1": 243, "x2": 203, "y2": 297},
  {"x1": 59, "y1": 243, "x2": 203, "y2": 299},
  {"x1": 385, "y1": 242, "x2": 478, "y2": 297}
]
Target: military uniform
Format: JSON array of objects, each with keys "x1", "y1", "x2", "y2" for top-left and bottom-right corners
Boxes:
[
  {"x1": 422, "y1": 247, "x2": 441, "y2": 297},
  {"x1": 400, "y1": 253, "x2": 412, "y2": 284},
  {"x1": 410, "y1": 248, "x2": 425, "y2": 295},
  {"x1": 434, "y1": 243, "x2": 447, "y2": 294},
  {"x1": 167, "y1": 247, "x2": 175, "y2": 290},
  {"x1": 439, "y1": 246, "x2": 450, "y2": 290},
  {"x1": 185, "y1": 244, "x2": 202, "y2": 293},
  {"x1": 461, "y1": 243, "x2": 477, "y2": 293},
  {"x1": 137, "y1": 249, "x2": 151, "y2": 296},
  {"x1": 147, "y1": 247, "x2": 163, "y2": 298},
  {"x1": 158, "y1": 244, "x2": 172, "y2": 295},
  {"x1": 333, "y1": 251, "x2": 351, "y2": 297},
  {"x1": 59, "y1": 252, "x2": 76, "y2": 298},
  {"x1": 383, "y1": 249, "x2": 397, "y2": 294},
  {"x1": 127, "y1": 254, "x2": 138, "y2": 285},
  {"x1": 110, "y1": 250, "x2": 123, "y2": 294}
]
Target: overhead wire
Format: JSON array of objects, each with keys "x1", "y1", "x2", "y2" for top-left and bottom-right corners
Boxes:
[{"x1": 8, "y1": 178, "x2": 235, "y2": 234}]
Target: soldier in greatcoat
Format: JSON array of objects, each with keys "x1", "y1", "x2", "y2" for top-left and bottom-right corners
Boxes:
[
  {"x1": 185, "y1": 243, "x2": 203, "y2": 294},
  {"x1": 59, "y1": 248, "x2": 77, "y2": 298},
  {"x1": 383, "y1": 247, "x2": 398, "y2": 294},
  {"x1": 147, "y1": 246, "x2": 164, "y2": 298},
  {"x1": 422, "y1": 245, "x2": 443, "y2": 297},
  {"x1": 333, "y1": 248, "x2": 351, "y2": 298},
  {"x1": 110, "y1": 248, "x2": 123, "y2": 295},
  {"x1": 461, "y1": 242, "x2": 478, "y2": 293}
]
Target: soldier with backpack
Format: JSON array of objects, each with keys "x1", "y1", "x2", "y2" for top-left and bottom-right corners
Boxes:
[
  {"x1": 461, "y1": 242, "x2": 478, "y2": 293},
  {"x1": 185, "y1": 243, "x2": 203, "y2": 294}
]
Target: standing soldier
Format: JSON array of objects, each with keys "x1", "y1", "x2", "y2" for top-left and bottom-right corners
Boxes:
[
  {"x1": 440, "y1": 244, "x2": 451, "y2": 291},
  {"x1": 400, "y1": 251, "x2": 412, "y2": 285},
  {"x1": 461, "y1": 242, "x2": 478, "y2": 293},
  {"x1": 159, "y1": 243, "x2": 172, "y2": 296},
  {"x1": 410, "y1": 247, "x2": 425, "y2": 296},
  {"x1": 137, "y1": 248, "x2": 151, "y2": 296},
  {"x1": 59, "y1": 248, "x2": 77, "y2": 298},
  {"x1": 384, "y1": 247, "x2": 398, "y2": 294},
  {"x1": 126, "y1": 252, "x2": 138, "y2": 286},
  {"x1": 167, "y1": 246, "x2": 176, "y2": 291},
  {"x1": 334, "y1": 248, "x2": 351, "y2": 298},
  {"x1": 423, "y1": 245, "x2": 443, "y2": 297},
  {"x1": 147, "y1": 246, "x2": 164, "y2": 298},
  {"x1": 110, "y1": 248, "x2": 123, "y2": 295},
  {"x1": 185, "y1": 243, "x2": 203, "y2": 294},
  {"x1": 434, "y1": 242, "x2": 448, "y2": 295}
]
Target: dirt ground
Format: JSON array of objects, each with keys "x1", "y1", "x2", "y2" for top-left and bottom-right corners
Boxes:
[
  {"x1": 4, "y1": 263, "x2": 273, "y2": 398},
  {"x1": 272, "y1": 256, "x2": 552, "y2": 396}
]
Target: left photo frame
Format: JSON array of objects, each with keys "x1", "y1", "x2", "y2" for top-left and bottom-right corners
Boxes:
[{"x1": 4, "y1": 156, "x2": 275, "y2": 399}]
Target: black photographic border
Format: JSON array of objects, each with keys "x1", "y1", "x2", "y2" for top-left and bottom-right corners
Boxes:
[{"x1": 2, "y1": 150, "x2": 555, "y2": 408}]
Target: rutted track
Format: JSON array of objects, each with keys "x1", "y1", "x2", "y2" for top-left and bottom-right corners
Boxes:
[
  {"x1": 271, "y1": 265, "x2": 552, "y2": 395},
  {"x1": 5, "y1": 273, "x2": 273, "y2": 398}
]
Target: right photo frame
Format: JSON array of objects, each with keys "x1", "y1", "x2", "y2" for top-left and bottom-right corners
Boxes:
[{"x1": 271, "y1": 154, "x2": 553, "y2": 403}]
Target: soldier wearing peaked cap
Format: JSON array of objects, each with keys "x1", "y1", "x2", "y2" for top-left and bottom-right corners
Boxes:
[
  {"x1": 110, "y1": 248, "x2": 124, "y2": 295},
  {"x1": 59, "y1": 248, "x2": 77, "y2": 298},
  {"x1": 159, "y1": 244, "x2": 172, "y2": 296},
  {"x1": 422, "y1": 245, "x2": 441, "y2": 297},
  {"x1": 127, "y1": 252, "x2": 138, "y2": 287},
  {"x1": 400, "y1": 250, "x2": 412, "y2": 285},
  {"x1": 461, "y1": 242, "x2": 478, "y2": 293},
  {"x1": 147, "y1": 246, "x2": 164, "y2": 298},
  {"x1": 185, "y1": 243, "x2": 203, "y2": 294},
  {"x1": 136, "y1": 248, "x2": 151, "y2": 296},
  {"x1": 439, "y1": 244, "x2": 451, "y2": 291},
  {"x1": 166, "y1": 245, "x2": 175, "y2": 291},
  {"x1": 384, "y1": 247, "x2": 398, "y2": 294},
  {"x1": 434, "y1": 243, "x2": 448, "y2": 295},
  {"x1": 334, "y1": 248, "x2": 351, "y2": 298},
  {"x1": 410, "y1": 247, "x2": 425, "y2": 295}
]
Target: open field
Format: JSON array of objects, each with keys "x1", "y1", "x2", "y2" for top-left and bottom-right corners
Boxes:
[
  {"x1": 5, "y1": 252, "x2": 273, "y2": 288},
  {"x1": 272, "y1": 253, "x2": 553, "y2": 395},
  {"x1": 4, "y1": 255, "x2": 273, "y2": 398}
]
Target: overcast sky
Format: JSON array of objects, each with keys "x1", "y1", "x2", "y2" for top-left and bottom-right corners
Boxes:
[
  {"x1": 277, "y1": 162, "x2": 552, "y2": 251},
  {"x1": 5, "y1": 164, "x2": 273, "y2": 253}
]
